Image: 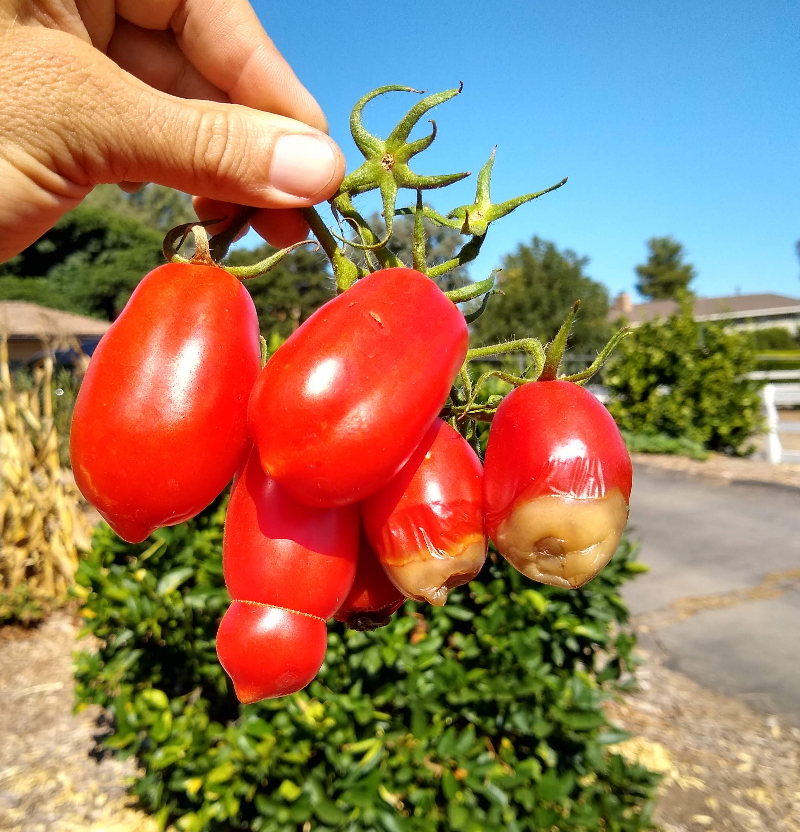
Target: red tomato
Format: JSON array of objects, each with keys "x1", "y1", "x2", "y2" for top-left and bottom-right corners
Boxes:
[
  {"x1": 361, "y1": 419, "x2": 486, "y2": 606},
  {"x1": 70, "y1": 263, "x2": 260, "y2": 543},
  {"x1": 333, "y1": 531, "x2": 405, "y2": 631},
  {"x1": 216, "y1": 602, "x2": 327, "y2": 703},
  {"x1": 223, "y1": 447, "x2": 359, "y2": 620},
  {"x1": 483, "y1": 380, "x2": 632, "y2": 589},
  {"x1": 247, "y1": 268, "x2": 469, "y2": 507}
]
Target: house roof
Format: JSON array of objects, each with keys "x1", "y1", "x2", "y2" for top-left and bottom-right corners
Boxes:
[
  {"x1": 609, "y1": 293, "x2": 800, "y2": 325},
  {"x1": 0, "y1": 301, "x2": 110, "y2": 340}
]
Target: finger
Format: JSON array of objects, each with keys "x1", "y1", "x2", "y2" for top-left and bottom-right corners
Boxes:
[
  {"x1": 192, "y1": 197, "x2": 251, "y2": 241},
  {"x1": 118, "y1": 180, "x2": 147, "y2": 194},
  {"x1": 116, "y1": 0, "x2": 328, "y2": 131},
  {"x1": 107, "y1": 18, "x2": 229, "y2": 102},
  {"x1": 194, "y1": 198, "x2": 310, "y2": 249},
  {"x1": 250, "y1": 208, "x2": 310, "y2": 249}
]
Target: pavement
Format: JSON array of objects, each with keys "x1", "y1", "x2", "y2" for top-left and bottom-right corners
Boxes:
[{"x1": 624, "y1": 464, "x2": 800, "y2": 725}]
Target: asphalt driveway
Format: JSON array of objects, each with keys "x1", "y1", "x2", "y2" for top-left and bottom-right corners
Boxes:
[{"x1": 624, "y1": 464, "x2": 800, "y2": 724}]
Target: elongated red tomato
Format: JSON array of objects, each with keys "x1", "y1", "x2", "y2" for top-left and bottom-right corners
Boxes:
[
  {"x1": 484, "y1": 381, "x2": 632, "y2": 589},
  {"x1": 248, "y1": 268, "x2": 469, "y2": 507},
  {"x1": 70, "y1": 263, "x2": 260, "y2": 543},
  {"x1": 361, "y1": 419, "x2": 487, "y2": 606},
  {"x1": 333, "y1": 531, "x2": 405, "y2": 631},
  {"x1": 218, "y1": 447, "x2": 359, "y2": 702}
]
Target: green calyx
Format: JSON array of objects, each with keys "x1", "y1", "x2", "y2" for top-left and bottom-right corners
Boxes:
[
  {"x1": 163, "y1": 216, "x2": 317, "y2": 281},
  {"x1": 333, "y1": 84, "x2": 470, "y2": 246}
]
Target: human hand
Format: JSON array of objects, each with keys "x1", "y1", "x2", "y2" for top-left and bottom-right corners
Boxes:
[{"x1": 0, "y1": 0, "x2": 345, "y2": 261}]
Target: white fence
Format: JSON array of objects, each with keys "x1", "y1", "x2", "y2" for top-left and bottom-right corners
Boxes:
[{"x1": 761, "y1": 382, "x2": 800, "y2": 465}]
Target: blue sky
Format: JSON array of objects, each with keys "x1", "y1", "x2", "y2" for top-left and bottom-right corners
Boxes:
[{"x1": 249, "y1": 0, "x2": 799, "y2": 301}]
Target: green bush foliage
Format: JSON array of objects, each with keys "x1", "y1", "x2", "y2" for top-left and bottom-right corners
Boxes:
[
  {"x1": 620, "y1": 430, "x2": 709, "y2": 461},
  {"x1": 746, "y1": 328, "x2": 799, "y2": 352},
  {"x1": 74, "y1": 503, "x2": 659, "y2": 832},
  {"x1": 606, "y1": 298, "x2": 763, "y2": 454}
]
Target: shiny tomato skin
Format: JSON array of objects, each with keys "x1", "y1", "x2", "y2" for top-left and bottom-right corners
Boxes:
[
  {"x1": 361, "y1": 419, "x2": 487, "y2": 606},
  {"x1": 223, "y1": 447, "x2": 359, "y2": 620},
  {"x1": 248, "y1": 268, "x2": 469, "y2": 508},
  {"x1": 483, "y1": 380, "x2": 632, "y2": 589},
  {"x1": 216, "y1": 601, "x2": 328, "y2": 702},
  {"x1": 70, "y1": 263, "x2": 260, "y2": 543},
  {"x1": 333, "y1": 531, "x2": 405, "y2": 631}
]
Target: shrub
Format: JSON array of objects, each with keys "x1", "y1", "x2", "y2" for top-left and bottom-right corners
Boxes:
[
  {"x1": 620, "y1": 430, "x2": 709, "y2": 461},
  {"x1": 606, "y1": 297, "x2": 763, "y2": 454},
  {"x1": 746, "y1": 327, "x2": 799, "y2": 352},
  {"x1": 74, "y1": 503, "x2": 659, "y2": 832}
]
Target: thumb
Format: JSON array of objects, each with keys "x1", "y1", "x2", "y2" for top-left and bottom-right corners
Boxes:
[{"x1": 0, "y1": 28, "x2": 345, "y2": 260}]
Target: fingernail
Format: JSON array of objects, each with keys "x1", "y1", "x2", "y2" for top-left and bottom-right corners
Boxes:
[{"x1": 270, "y1": 134, "x2": 337, "y2": 199}]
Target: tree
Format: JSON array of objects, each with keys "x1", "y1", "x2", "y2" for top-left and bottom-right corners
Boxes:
[
  {"x1": 634, "y1": 236, "x2": 695, "y2": 300},
  {"x1": 82, "y1": 184, "x2": 196, "y2": 232},
  {"x1": 471, "y1": 236, "x2": 612, "y2": 359},
  {"x1": 224, "y1": 244, "x2": 334, "y2": 342},
  {"x1": 0, "y1": 205, "x2": 165, "y2": 319}
]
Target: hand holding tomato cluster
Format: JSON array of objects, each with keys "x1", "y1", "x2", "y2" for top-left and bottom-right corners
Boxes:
[{"x1": 70, "y1": 84, "x2": 633, "y2": 704}]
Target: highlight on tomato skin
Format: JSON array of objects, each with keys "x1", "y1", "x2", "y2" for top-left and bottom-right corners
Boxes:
[
  {"x1": 223, "y1": 447, "x2": 359, "y2": 620},
  {"x1": 483, "y1": 380, "x2": 632, "y2": 590},
  {"x1": 70, "y1": 262, "x2": 261, "y2": 543},
  {"x1": 247, "y1": 267, "x2": 470, "y2": 509},
  {"x1": 333, "y1": 532, "x2": 405, "y2": 631},
  {"x1": 361, "y1": 418, "x2": 487, "y2": 606},
  {"x1": 215, "y1": 601, "x2": 328, "y2": 703}
]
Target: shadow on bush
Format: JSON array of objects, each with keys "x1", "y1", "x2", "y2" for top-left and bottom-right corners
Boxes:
[{"x1": 74, "y1": 500, "x2": 659, "y2": 832}]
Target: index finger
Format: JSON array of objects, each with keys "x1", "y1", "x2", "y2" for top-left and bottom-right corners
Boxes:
[{"x1": 116, "y1": 0, "x2": 328, "y2": 132}]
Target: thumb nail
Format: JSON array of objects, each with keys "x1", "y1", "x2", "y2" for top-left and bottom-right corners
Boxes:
[{"x1": 269, "y1": 134, "x2": 338, "y2": 199}]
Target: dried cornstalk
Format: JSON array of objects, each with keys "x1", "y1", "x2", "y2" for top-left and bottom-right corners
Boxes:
[{"x1": 0, "y1": 333, "x2": 92, "y2": 601}]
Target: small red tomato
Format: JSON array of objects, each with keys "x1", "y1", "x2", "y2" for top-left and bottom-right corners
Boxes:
[
  {"x1": 223, "y1": 447, "x2": 359, "y2": 620},
  {"x1": 334, "y1": 532, "x2": 405, "y2": 631},
  {"x1": 216, "y1": 601, "x2": 328, "y2": 703},
  {"x1": 70, "y1": 263, "x2": 260, "y2": 543},
  {"x1": 361, "y1": 419, "x2": 487, "y2": 606},
  {"x1": 483, "y1": 380, "x2": 632, "y2": 589},
  {"x1": 248, "y1": 268, "x2": 469, "y2": 507}
]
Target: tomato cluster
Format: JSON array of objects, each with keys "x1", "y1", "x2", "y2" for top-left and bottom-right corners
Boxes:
[
  {"x1": 70, "y1": 83, "x2": 633, "y2": 704},
  {"x1": 71, "y1": 259, "x2": 631, "y2": 703}
]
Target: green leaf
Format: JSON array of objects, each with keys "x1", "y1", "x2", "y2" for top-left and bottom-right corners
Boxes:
[
  {"x1": 278, "y1": 780, "x2": 303, "y2": 802},
  {"x1": 205, "y1": 761, "x2": 238, "y2": 786},
  {"x1": 156, "y1": 567, "x2": 194, "y2": 596}
]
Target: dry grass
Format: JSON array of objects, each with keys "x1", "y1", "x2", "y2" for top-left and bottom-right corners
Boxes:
[{"x1": 0, "y1": 334, "x2": 91, "y2": 605}]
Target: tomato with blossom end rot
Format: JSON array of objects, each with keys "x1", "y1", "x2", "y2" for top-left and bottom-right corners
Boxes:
[
  {"x1": 333, "y1": 531, "x2": 405, "y2": 631},
  {"x1": 361, "y1": 418, "x2": 487, "y2": 606},
  {"x1": 70, "y1": 263, "x2": 260, "y2": 543},
  {"x1": 247, "y1": 268, "x2": 469, "y2": 508},
  {"x1": 483, "y1": 380, "x2": 632, "y2": 589},
  {"x1": 217, "y1": 446, "x2": 359, "y2": 701}
]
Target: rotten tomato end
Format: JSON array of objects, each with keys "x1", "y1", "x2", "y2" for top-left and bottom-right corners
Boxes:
[
  {"x1": 361, "y1": 419, "x2": 487, "y2": 606},
  {"x1": 334, "y1": 533, "x2": 405, "y2": 630},
  {"x1": 484, "y1": 380, "x2": 632, "y2": 589}
]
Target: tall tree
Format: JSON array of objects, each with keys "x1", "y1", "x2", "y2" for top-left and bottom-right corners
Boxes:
[
  {"x1": 471, "y1": 237, "x2": 611, "y2": 359},
  {"x1": 0, "y1": 205, "x2": 164, "y2": 319},
  {"x1": 635, "y1": 236, "x2": 696, "y2": 300}
]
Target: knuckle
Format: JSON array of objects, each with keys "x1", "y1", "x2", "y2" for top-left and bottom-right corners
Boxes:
[{"x1": 190, "y1": 109, "x2": 248, "y2": 186}]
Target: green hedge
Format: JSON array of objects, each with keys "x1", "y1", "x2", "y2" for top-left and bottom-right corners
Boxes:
[
  {"x1": 606, "y1": 297, "x2": 763, "y2": 455},
  {"x1": 74, "y1": 501, "x2": 659, "y2": 832}
]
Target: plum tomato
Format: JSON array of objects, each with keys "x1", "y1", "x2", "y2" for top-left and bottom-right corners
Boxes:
[
  {"x1": 216, "y1": 601, "x2": 328, "y2": 703},
  {"x1": 483, "y1": 380, "x2": 632, "y2": 589},
  {"x1": 333, "y1": 531, "x2": 405, "y2": 631},
  {"x1": 70, "y1": 263, "x2": 260, "y2": 543},
  {"x1": 223, "y1": 446, "x2": 359, "y2": 620},
  {"x1": 247, "y1": 268, "x2": 469, "y2": 508},
  {"x1": 361, "y1": 419, "x2": 486, "y2": 606}
]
